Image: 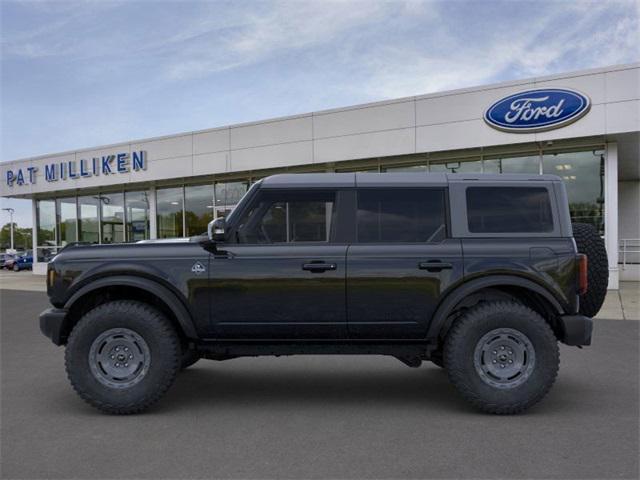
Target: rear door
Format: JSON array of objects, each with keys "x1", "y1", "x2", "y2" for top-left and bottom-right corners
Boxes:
[{"x1": 346, "y1": 187, "x2": 463, "y2": 339}]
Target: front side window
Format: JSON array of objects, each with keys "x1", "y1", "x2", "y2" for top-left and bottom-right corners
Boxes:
[
  {"x1": 356, "y1": 189, "x2": 446, "y2": 243},
  {"x1": 466, "y1": 187, "x2": 553, "y2": 233},
  {"x1": 236, "y1": 190, "x2": 335, "y2": 244}
]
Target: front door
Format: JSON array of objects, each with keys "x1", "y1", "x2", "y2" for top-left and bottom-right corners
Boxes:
[
  {"x1": 346, "y1": 187, "x2": 464, "y2": 339},
  {"x1": 208, "y1": 188, "x2": 347, "y2": 339}
]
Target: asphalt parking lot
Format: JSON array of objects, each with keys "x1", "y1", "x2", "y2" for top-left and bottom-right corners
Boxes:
[{"x1": 1, "y1": 289, "x2": 638, "y2": 479}]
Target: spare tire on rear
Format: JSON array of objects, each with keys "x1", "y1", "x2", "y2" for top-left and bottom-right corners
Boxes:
[{"x1": 572, "y1": 223, "x2": 608, "y2": 317}]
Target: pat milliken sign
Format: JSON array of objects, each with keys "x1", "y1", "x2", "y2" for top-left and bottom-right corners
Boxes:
[
  {"x1": 484, "y1": 88, "x2": 591, "y2": 133},
  {"x1": 5, "y1": 151, "x2": 147, "y2": 187}
]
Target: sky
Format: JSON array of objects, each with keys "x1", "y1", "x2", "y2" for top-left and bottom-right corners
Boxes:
[{"x1": 1, "y1": 0, "x2": 639, "y2": 228}]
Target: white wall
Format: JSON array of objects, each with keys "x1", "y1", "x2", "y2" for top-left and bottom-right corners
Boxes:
[{"x1": 2, "y1": 63, "x2": 639, "y2": 199}]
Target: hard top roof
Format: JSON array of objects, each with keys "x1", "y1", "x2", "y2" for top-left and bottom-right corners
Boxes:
[{"x1": 260, "y1": 172, "x2": 561, "y2": 188}]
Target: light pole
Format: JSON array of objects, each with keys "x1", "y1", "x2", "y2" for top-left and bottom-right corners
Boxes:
[{"x1": 2, "y1": 207, "x2": 15, "y2": 251}]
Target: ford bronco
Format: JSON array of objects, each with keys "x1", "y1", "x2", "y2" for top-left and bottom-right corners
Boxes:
[{"x1": 40, "y1": 173, "x2": 607, "y2": 414}]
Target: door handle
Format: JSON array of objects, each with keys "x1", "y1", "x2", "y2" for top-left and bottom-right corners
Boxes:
[
  {"x1": 418, "y1": 261, "x2": 453, "y2": 272},
  {"x1": 302, "y1": 262, "x2": 337, "y2": 273}
]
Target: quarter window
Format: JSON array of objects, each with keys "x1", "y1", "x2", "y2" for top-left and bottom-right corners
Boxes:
[
  {"x1": 466, "y1": 187, "x2": 553, "y2": 233},
  {"x1": 356, "y1": 189, "x2": 446, "y2": 243},
  {"x1": 236, "y1": 191, "x2": 335, "y2": 244}
]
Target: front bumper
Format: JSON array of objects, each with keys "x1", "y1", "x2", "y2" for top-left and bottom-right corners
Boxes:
[
  {"x1": 559, "y1": 314, "x2": 593, "y2": 346},
  {"x1": 39, "y1": 308, "x2": 69, "y2": 346}
]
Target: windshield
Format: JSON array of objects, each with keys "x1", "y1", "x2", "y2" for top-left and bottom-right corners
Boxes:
[
  {"x1": 224, "y1": 180, "x2": 262, "y2": 225},
  {"x1": 191, "y1": 180, "x2": 262, "y2": 237}
]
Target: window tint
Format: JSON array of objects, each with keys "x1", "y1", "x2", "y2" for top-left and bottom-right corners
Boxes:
[
  {"x1": 236, "y1": 191, "x2": 335, "y2": 244},
  {"x1": 356, "y1": 189, "x2": 446, "y2": 243},
  {"x1": 466, "y1": 187, "x2": 553, "y2": 233}
]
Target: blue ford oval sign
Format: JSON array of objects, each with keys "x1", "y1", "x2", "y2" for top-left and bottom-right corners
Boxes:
[{"x1": 484, "y1": 88, "x2": 591, "y2": 133}]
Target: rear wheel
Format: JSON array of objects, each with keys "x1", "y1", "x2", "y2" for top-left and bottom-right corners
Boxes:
[
  {"x1": 65, "y1": 300, "x2": 181, "y2": 414},
  {"x1": 444, "y1": 301, "x2": 559, "y2": 414},
  {"x1": 13, "y1": 264, "x2": 19, "y2": 272},
  {"x1": 572, "y1": 223, "x2": 608, "y2": 317}
]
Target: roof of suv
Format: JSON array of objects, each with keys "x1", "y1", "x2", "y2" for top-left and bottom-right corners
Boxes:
[{"x1": 260, "y1": 172, "x2": 562, "y2": 188}]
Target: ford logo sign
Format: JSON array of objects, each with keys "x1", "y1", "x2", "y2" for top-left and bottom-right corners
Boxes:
[{"x1": 484, "y1": 88, "x2": 591, "y2": 133}]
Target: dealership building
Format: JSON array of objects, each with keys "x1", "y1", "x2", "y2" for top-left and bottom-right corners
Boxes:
[{"x1": 1, "y1": 63, "x2": 638, "y2": 287}]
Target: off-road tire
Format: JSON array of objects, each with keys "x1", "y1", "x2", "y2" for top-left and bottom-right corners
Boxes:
[
  {"x1": 572, "y1": 223, "x2": 608, "y2": 317},
  {"x1": 65, "y1": 300, "x2": 181, "y2": 414},
  {"x1": 444, "y1": 301, "x2": 559, "y2": 414},
  {"x1": 180, "y1": 349, "x2": 201, "y2": 369}
]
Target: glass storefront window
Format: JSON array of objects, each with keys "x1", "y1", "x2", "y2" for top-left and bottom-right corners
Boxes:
[
  {"x1": 483, "y1": 155, "x2": 540, "y2": 174},
  {"x1": 78, "y1": 196, "x2": 100, "y2": 243},
  {"x1": 543, "y1": 151, "x2": 604, "y2": 233},
  {"x1": 157, "y1": 187, "x2": 184, "y2": 238},
  {"x1": 56, "y1": 197, "x2": 77, "y2": 246},
  {"x1": 100, "y1": 193, "x2": 124, "y2": 243},
  {"x1": 185, "y1": 184, "x2": 214, "y2": 237},
  {"x1": 384, "y1": 165, "x2": 428, "y2": 173},
  {"x1": 214, "y1": 181, "x2": 248, "y2": 219},
  {"x1": 36, "y1": 200, "x2": 56, "y2": 249},
  {"x1": 125, "y1": 191, "x2": 150, "y2": 242},
  {"x1": 430, "y1": 159, "x2": 482, "y2": 173}
]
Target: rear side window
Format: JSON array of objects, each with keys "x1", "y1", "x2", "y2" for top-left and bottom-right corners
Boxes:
[
  {"x1": 356, "y1": 189, "x2": 446, "y2": 243},
  {"x1": 466, "y1": 187, "x2": 553, "y2": 233}
]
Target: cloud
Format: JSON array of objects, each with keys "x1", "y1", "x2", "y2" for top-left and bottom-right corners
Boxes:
[
  {"x1": 163, "y1": 1, "x2": 403, "y2": 80},
  {"x1": 351, "y1": 0, "x2": 639, "y2": 99}
]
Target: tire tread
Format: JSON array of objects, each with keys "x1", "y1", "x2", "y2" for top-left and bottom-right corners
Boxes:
[
  {"x1": 444, "y1": 301, "x2": 559, "y2": 414},
  {"x1": 65, "y1": 300, "x2": 180, "y2": 415}
]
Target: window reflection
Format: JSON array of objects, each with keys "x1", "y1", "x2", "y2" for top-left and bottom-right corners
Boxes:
[
  {"x1": 157, "y1": 187, "x2": 184, "y2": 238},
  {"x1": 384, "y1": 165, "x2": 428, "y2": 173},
  {"x1": 430, "y1": 159, "x2": 482, "y2": 173},
  {"x1": 125, "y1": 191, "x2": 150, "y2": 242},
  {"x1": 543, "y1": 151, "x2": 604, "y2": 233},
  {"x1": 214, "y1": 181, "x2": 248, "y2": 219},
  {"x1": 78, "y1": 196, "x2": 100, "y2": 243},
  {"x1": 100, "y1": 193, "x2": 124, "y2": 244},
  {"x1": 185, "y1": 184, "x2": 214, "y2": 236},
  {"x1": 483, "y1": 155, "x2": 540, "y2": 174},
  {"x1": 36, "y1": 200, "x2": 56, "y2": 247},
  {"x1": 56, "y1": 198, "x2": 77, "y2": 246}
]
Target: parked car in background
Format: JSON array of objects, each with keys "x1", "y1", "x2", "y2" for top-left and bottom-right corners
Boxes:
[
  {"x1": 1, "y1": 253, "x2": 16, "y2": 269},
  {"x1": 12, "y1": 252, "x2": 33, "y2": 271}
]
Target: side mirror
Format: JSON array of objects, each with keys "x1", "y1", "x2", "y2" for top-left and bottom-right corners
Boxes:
[{"x1": 207, "y1": 217, "x2": 226, "y2": 242}]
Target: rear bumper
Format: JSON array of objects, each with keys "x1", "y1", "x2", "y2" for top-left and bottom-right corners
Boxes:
[
  {"x1": 559, "y1": 314, "x2": 593, "y2": 346},
  {"x1": 39, "y1": 308, "x2": 69, "y2": 346}
]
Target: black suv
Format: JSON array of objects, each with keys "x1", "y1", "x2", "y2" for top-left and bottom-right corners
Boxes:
[{"x1": 40, "y1": 173, "x2": 607, "y2": 414}]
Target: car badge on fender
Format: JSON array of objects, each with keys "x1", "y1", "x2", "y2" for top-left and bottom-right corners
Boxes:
[{"x1": 191, "y1": 262, "x2": 206, "y2": 275}]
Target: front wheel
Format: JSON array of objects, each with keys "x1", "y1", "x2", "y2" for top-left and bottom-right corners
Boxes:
[
  {"x1": 13, "y1": 264, "x2": 19, "y2": 271},
  {"x1": 65, "y1": 300, "x2": 181, "y2": 414},
  {"x1": 444, "y1": 301, "x2": 559, "y2": 414}
]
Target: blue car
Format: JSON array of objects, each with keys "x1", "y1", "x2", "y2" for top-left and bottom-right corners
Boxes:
[{"x1": 12, "y1": 252, "x2": 33, "y2": 271}]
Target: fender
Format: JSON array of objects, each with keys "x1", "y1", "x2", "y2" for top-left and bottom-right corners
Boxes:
[
  {"x1": 426, "y1": 275, "x2": 566, "y2": 341},
  {"x1": 64, "y1": 275, "x2": 198, "y2": 339}
]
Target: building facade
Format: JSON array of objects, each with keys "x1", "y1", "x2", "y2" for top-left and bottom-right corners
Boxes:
[{"x1": 2, "y1": 63, "x2": 639, "y2": 287}]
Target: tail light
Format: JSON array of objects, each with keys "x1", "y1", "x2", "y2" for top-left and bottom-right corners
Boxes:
[{"x1": 577, "y1": 254, "x2": 588, "y2": 295}]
